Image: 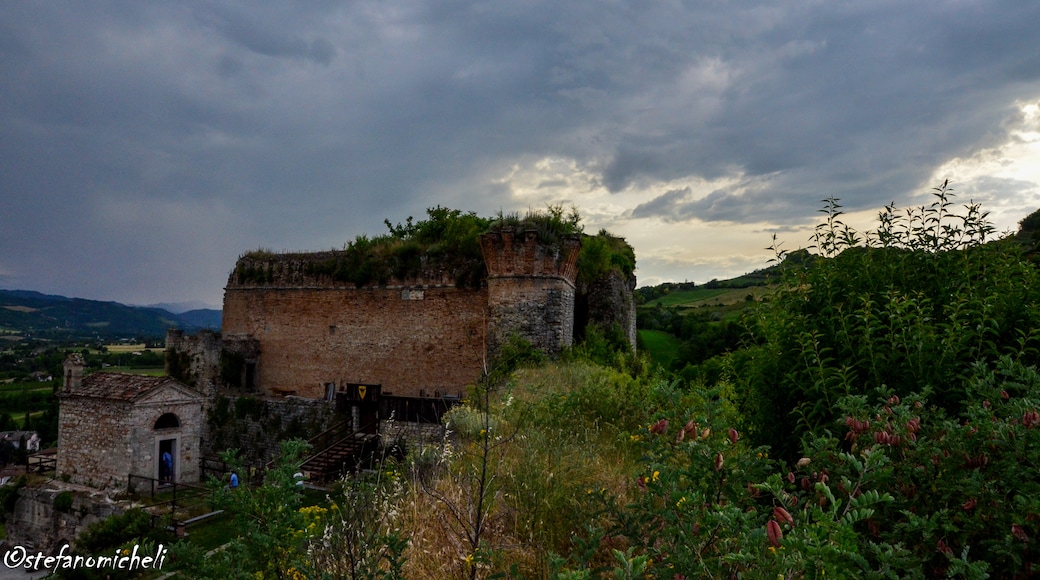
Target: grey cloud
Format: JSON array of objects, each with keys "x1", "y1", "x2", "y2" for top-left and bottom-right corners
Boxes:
[{"x1": 3, "y1": 0, "x2": 1040, "y2": 303}]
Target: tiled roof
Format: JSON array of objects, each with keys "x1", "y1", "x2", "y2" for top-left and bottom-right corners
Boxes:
[{"x1": 58, "y1": 372, "x2": 186, "y2": 402}]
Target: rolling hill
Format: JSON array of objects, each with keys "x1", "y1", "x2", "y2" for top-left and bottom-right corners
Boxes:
[{"x1": 0, "y1": 289, "x2": 221, "y2": 340}]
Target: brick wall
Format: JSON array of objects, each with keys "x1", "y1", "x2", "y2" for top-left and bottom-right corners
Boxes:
[
  {"x1": 223, "y1": 285, "x2": 487, "y2": 399},
  {"x1": 480, "y1": 229, "x2": 581, "y2": 356}
]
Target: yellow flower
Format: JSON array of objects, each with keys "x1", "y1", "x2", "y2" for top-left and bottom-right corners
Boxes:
[
  {"x1": 651, "y1": 470, "x2": 660, "y2": 482},
  {"x1": 465, "y1": 553, "x2": 475, "y2": 566}
]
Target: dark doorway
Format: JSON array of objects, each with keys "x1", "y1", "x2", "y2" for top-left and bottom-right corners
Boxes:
[
  {"x1": 159, "y1": 439, "x2": 176, "y2": 484},
  {"x1": 245, "y1": 363, "x2": 257, "y2": 391}
]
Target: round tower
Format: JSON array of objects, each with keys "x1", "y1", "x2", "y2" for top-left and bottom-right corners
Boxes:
[{"x1": 479, "y1": 229, "x2": 582, "y2": 358}]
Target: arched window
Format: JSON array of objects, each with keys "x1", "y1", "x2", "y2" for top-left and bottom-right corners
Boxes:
[{"x1": 154, "y1": 413, "x2": 180, "y2": 430}]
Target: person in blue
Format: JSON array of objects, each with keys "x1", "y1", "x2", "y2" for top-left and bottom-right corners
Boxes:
[
  {"x1": 161, "y1": 451, "x2": 173, "y2": 483},
  {"x1": 230, "y1": 470, "x2": 239, "y2": 488}
]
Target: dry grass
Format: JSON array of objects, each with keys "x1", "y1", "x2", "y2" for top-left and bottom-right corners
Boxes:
[{"x1": 391, "y1": 360, "x2": 647, "y2": 577}]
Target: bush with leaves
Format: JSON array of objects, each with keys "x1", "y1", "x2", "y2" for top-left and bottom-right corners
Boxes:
[
  {"x1": 742, "y1": 182, "x2": 1040, "y2": 459},
  {"x1": 173, "y1": 439, "x2": 313, "y2": 579},
  {"x1": 303, "y1": 468, "x2": 408, "y2": 580},
  {"x1": 552, "y1": 352, "x2": 1040, "y2": 578}
]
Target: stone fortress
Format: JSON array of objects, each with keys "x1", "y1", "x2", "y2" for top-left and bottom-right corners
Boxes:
[
  {"x1": 8, "y1": 217, "x2": 635, "y2": 550},
  {"x1": 174, "y1": 228, "x2": 635, "y2": 401},
  {"x1": 54, "y1": 221, "x2": 636, "y2": 494}
]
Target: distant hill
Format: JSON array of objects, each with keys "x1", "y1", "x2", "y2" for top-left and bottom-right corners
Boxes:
[
  {"x1": 144, "y1": 300, "x2": 219, "y2": 314},
  {"x1": 635, "y1": 259, "x2": 786, "y2": 306},
  {"x1": 175, "y1": 308, "x2": 223, "y2": 329},
  {"x1": 0, "y1": 290, "x2": 221, "y2": 340}
]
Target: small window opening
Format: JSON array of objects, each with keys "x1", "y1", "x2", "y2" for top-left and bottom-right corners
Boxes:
[{"x1": 154, "y1": 413, "x2": 180, "y2": 430}]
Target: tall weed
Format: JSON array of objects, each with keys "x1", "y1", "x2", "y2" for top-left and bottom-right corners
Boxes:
[{"x1": 744, "y1": 183, "x2": 1040, "y2": 459}]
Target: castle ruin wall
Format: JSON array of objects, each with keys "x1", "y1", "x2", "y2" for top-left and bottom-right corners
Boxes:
[{"x1": 222, "y1": 285, "x2": 488, "y2": 399}]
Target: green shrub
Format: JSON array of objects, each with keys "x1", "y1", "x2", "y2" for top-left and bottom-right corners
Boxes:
[
  {"x1": 53, "y1": 491, "x2": 73, "y2": 513},
  {"x1": 76, "y1": 508, "x2": 160, "y2": 552},
  {"x1": 741, "y1": 184, "x2": 1040, "y2": 459}
]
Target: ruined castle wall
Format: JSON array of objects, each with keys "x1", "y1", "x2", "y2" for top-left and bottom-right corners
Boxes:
[
  {"x1": 56, "y1": 398, "x2": 132, "y2": 490},
  {"x1": 380, "y1": 419, "x2": 446, "y2": 450},
  {"x1": 486, "y1": 278, "x2": 575, "y2": 356},
  {"x1": 202, "y1": 395, "x2": 337, "y2": 464},
  {"x1": 223, "y1": 286, "x2": 488, "y2": 399},
  {"x1": 165, "y1": 329, "x2": 222, "y2": 394},
  {"x1": 480, "y1": 230, "x2": 581, "y2": 357},
  {"x1": 580, "y1": 269, "x2": 638, "y2": 351}
]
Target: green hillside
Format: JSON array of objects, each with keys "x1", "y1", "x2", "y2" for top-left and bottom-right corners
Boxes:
[{"x1": 0, "y1": 290, "x2": 220, "y2": 341}]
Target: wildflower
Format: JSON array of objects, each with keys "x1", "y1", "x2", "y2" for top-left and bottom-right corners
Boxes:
[
  {"x1": 767, "y1": 520, "x2": 783, "y2": 547},
  {"x1": 1013, "y1": 524, "x2": 1030, "y2": 542},
  {"x1": 773, "y1": 506, "x2": 794, "y2": 527},
  {"x1": 728, "y1": 427, "x2": 739, "y2": 444}
]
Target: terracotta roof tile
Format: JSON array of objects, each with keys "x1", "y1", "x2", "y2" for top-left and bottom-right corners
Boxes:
[{"x1": 58, "y1": 372, "x2": 185, "y2": 402}]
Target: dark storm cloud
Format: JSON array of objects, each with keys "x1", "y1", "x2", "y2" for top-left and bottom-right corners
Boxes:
[{"x1": 1, "y1": 0, "x2": 1039, "y2": 302}]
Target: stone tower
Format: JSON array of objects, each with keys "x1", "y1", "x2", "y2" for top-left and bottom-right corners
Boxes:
[{"x1": 479, "y1": 229, "x2": 582, "y2": 358}]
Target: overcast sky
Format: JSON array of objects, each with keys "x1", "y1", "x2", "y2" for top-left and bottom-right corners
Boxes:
[{"x1": 3, "y1": 1, "x2": 1040, "y2": 307}]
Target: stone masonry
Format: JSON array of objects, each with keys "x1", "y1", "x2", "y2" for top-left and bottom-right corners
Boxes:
[
  {"x1": 57, "y1": 354, "x2": 205, "y2": 491},
  {"x1": 208, "y1": 229, "x2": 585, "y2": 401},
  {"x1": 480, "y1": 229, "x2": 582, "y2": 358}
]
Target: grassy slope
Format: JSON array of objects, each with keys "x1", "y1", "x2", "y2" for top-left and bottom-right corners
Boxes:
[
  {"x1": 638, "y1": 329, "x2": 683, "y2": 369},
  {"x1": 643, "y1": 288, "x2": 732, "y2": 307}
]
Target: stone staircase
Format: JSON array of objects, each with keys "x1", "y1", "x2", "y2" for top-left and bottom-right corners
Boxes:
[{"x1": 299, "y1": 420, "x2": 378, "y2": 483}]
